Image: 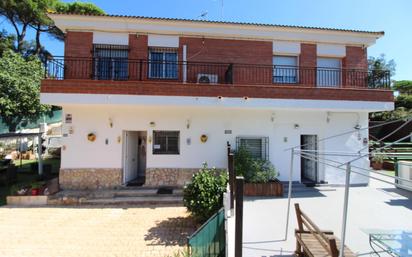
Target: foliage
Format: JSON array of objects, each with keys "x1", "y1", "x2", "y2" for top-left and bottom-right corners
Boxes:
[
  {"x1": 370, "y1": 107, "x2": 412, "y2": 122},
  {"x1": 0, "y1": 0, "x2": 104, "y2": 56},
  {"x1": 234, "y1": 146, "x2": 277, "y2": 183},
  {"x1": 183, "y1": 163, "x2": 228, "y2": 223},
  {"x1": 371, "y1": 151, "x2": 386, "y2": 163},
  {"x1": 393, "y1": 80, "x2": 412, "y2": 95},
  {"x1": 368, "y1": 54, "x2": 396, "y2": 88},
  {"x1": 0, "y1": 50, "x2": 50, "y2": 131},
  {"x1": 54, "y1": 1, "x2": 105, "y2": 15},
  {"x1": 166, "y1": 249, "x2": 191, "y2": 257},
  {"x1": 395, "y1": 95, "x2": 412, "y2": 109}
]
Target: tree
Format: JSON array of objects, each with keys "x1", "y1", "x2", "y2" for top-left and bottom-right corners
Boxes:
[
  {"x1": 0, "y1": 51, "x2": 50, "y2": 132},
  {"x1": 368, "y1": 54, "x2": 396, "y2": 88},
  {"x1": 0, "y1": 0, "x2": 105, "y2": 56},
  {"x1": 54, "y1": 1, "x2": 105, "y2": 15},
  {"x1": 393, "y1": 80, "x2": 412, "y2": 95}
]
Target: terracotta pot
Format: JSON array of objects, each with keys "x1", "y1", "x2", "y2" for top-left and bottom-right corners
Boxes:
[
  {"x1": 31, "y1": 188, "x2": 40, "y2": 196},
  {"x1": 372, "y1": 161, "x2": 383, "y2": 170}
]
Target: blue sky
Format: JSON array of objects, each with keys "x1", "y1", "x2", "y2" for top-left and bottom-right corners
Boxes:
[{"x1": 2, "y1": 0, "x2": 411, "y2": 80}]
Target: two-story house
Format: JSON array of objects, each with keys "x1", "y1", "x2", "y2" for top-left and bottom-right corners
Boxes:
[{"x1": 41, "y1": 13, "x2": 393, "y2": 189}]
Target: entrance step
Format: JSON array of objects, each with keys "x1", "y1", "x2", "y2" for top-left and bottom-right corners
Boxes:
[
  {"x1": 48, "y1": 188, "x2": 184, "y2": 206},
  {"x1": 82, "y1": 195, "x2": 183, "y2": 206}
]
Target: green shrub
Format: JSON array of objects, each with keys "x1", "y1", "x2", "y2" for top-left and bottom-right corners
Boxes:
[
  {"x1": 234, "y1": 146, "x2": 277, "y2": 183},
  {"x1": 183, "y1": 163, "x2": 228, "y2": 223}
]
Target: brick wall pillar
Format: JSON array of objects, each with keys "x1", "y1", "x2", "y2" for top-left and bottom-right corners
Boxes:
[
  {"x1": 128, "y1": 34, "x2": 148, "y2": 80},
  {"x1": 342, "y1": 46, "x2": 368, "y2": 88},
  {"x1": 64, "y1": 31, "x2": 93, "y2": 79},
  {"x1": 299, "y1": 43, "x2": 317, "y2": 86}
]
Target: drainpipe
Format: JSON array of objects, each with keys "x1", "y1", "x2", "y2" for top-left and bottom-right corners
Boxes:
[{"x1": 183, "y1": 45, "x2": 187, "y2": 83}]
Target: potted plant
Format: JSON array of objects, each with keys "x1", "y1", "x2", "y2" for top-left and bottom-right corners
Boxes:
[
  {"x1": 371, "y1": 152, "x2": 386, "y2": 170},
  {"x1": 234, "y1": 146, "x2": 282, "y2": 196},
  {"x1": 30, "y1": 182, "x2": 44, "y2": 196}
]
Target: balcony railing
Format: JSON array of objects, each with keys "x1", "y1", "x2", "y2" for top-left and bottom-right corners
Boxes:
[{"x1": 44, "y1": 57, "x2": 391, "y2": 89}]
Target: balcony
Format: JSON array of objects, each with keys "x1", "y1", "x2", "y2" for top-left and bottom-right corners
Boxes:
[{"x1": 41, "y1": 57, "x2": 393, "y2": 103}]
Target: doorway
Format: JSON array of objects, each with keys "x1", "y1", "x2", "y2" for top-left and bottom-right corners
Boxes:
[
  {"x1": 123, "y1": 131, "x2": 147, "y2": 186},
  {"x1": 300, "y1": 135, "x2": 318, "y2": 184}
]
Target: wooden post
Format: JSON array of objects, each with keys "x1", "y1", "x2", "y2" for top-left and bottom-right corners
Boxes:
[
  {"x1": 235, "y1": 176, "x2": 244, "y2": 257},
  {"x1": 228, "y1": 154, "x2": 235, "y2": 209}
]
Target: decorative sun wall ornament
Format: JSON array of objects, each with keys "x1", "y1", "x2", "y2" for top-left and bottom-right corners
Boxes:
[
  {"x1": 200, "y1": 134, "x2": 208, "y2": 143},
  {"x1": 87, "y1": 133, "x2": 96, "y2": 142}
]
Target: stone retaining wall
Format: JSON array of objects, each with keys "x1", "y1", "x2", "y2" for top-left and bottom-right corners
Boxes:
[
  {"x1": 59, "y1": 168, "x2": 122, "y2": 189},
  {"x1": 145, "y1": 168, "x2": 200, "y2": 187}
]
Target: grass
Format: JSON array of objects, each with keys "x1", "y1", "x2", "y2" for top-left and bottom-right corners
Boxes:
[{"x1": 0, "y1": 158, "x2": 60, "y2": 206}]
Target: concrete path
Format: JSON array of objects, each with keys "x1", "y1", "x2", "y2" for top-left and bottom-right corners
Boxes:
[
  {"x1": 243, "y1": 174, "x2": 412, "y2": 257},
  {"x1": 0, "y1": 205, "x2": 195, "y2": 257}
]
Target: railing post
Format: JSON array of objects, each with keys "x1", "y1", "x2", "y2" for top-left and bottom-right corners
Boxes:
[
  {"x1": 235, "y1": 176, "x2": 244, "y2": 257},
  {"x1": 227, "y1": 143, "x2": 235, "y2": 210},
  {"x1": 139, "y1": 59, "x2": 143, "y2": 81}
]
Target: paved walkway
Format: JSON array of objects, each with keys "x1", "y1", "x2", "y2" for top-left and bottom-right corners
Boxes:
[
  {"x1": 0, "y1": 205, "x2": 195, "y2": 257},
  {"x1": 243, "y1": 174, "x2": 412, "y2": 257}
]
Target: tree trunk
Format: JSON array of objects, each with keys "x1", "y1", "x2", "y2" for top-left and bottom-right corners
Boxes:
[{"x1": 34, "y1": 25, "x2": 42, "y2": 56}]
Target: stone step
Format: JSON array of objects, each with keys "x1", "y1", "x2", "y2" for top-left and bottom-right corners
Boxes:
[
  {"x1": 81, "y1": 195, "x2": 184, "y2": 206},
  {"x1": 113, "y1": 188, "x2": 183, "y2": 198}
]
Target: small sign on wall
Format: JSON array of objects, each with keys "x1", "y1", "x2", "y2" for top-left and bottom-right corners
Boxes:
[
  {"x1": 65, "y1": 114, "x2": 72, "y2": 124},
  {"x1": 153, "y1": 144, "x2": 161, "y2": 149}
]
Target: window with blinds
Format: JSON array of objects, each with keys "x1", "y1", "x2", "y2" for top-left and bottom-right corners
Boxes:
[
  {"x1": 153, "y1": 131, "x2": 180, "y2": 155},
  {"x1": 236, "y1": 137, "x2": 269, "y2": 160},
  {"x1": 149, "y1": 47, "x2": 178, "y2": 79},
  {"x1": 93, "y1": 44, "x2": 129, "y2": 80}
]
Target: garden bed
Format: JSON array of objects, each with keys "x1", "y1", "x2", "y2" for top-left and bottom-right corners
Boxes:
[{"x1": 244, "y1": 180, "x2": 283, "y2": 197}]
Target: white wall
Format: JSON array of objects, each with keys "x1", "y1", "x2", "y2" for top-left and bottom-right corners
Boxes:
[{"x1": 60, "y1": 105, "x2": 370, "y2": 184}]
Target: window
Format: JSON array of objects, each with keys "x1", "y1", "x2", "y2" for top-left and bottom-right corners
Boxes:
[
  {"x1": 317, "y1": 57, "x2": 341, "y2": 87},
  {"x1": 93, "y1": 44, "x2": 129, "y2": 80},
  {"x1": 153, "y1": 131, "x2": 180, "y2": 154},
  {"x1": 236, "y1": 137, "x2": 269, "y2": 160},
  {"x1": 149, "y1": 48, "x2": 178, "y2": 79},
  {"x1": 273, "y1": 55, "x2": 298, "y2": 83}
]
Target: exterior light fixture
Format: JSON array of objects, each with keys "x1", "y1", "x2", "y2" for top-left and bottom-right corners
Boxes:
[
  {"x1": 186, "y1": 119, "x2": 191, "y2": 129},
  {"x1": 294, "y1": 124, "x2": 300, "y2": 129},
  {"x1": 243, "y1": 96, "x2": 249, "y2": 100},
  {"x1": 217, "y1": 96, "x2": 223, "y2": 100}
]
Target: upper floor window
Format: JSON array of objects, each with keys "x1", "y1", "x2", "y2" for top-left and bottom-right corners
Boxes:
[
  {"x1": 93, "y1": 44, "x2": 129, "y2": 80},
  {"x1": 149, "y1": 47, "x2": 178, "y2": 79},
  {"x1": 236, "y1": 136, "x2": 269, "y2": 160},
  {"x1": 317, "y1": 57, "x2": 341, "y2": 87},
  {"x1": 273, "y1": 55, "x2": 298, "y2": 84}
]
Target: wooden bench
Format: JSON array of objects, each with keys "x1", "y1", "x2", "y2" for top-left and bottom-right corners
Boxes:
[{"x1": 294, "y1": 203, "x2": 355, "y2": 257}]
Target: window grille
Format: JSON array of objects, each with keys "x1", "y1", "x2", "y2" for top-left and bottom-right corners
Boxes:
[
  {"x1": 93, "y1": 44, "x2": 129, "y2": 80},
  {"x1": 236, "y1": 136, "x2": 269, "y2": 160},
  {"x1": 153, "y1": 131, "x2": 180, "y2": 155}
]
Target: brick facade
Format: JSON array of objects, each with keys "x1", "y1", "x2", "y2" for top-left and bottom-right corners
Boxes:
[
  {"x1": 299, "y1": 43, "x2": 317, "y2": 86},
  {"x1": 41, "y1": 79, "x2": 393, "y2": 102},
  {"x1": 64, "y1": 31, "x2": 93, "y2": 79},
  {"x1": 47, "y1": 32, "x2": 390, "y2": 102}
]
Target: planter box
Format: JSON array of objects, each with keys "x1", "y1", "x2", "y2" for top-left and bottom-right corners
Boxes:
[
  {"x1": 6, "y1": 195, "x2": 48, "y2": 206},
  {"x1": 244, "y1": 180, "x2": 283, "y2": 197}
]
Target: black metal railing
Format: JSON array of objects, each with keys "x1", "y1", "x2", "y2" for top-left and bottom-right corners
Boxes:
[{"x1": 44, "y1": 57, "x2": 391, "y2": 89}]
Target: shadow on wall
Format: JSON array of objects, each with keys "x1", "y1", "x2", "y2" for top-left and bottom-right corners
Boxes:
[{"x1": 144, "y1": 216, "x2": 197, "y2": 246}]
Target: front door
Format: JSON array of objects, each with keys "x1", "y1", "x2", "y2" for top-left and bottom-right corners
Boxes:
[
  {"x1": 124, "y1": 131, "x2": 138, "y2": 183},
  {"x1": 301, "y1": 135, "x2": 318, "y2": 183}
]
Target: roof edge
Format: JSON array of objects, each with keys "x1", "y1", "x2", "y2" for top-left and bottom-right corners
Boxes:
[{"x1": 48, "y1": 12, "x2": 385, "y2": 36}]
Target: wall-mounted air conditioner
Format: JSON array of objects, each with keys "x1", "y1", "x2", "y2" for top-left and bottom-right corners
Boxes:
[{"x1": 197, "y1": 74, "x2": 218, "y2": 84}]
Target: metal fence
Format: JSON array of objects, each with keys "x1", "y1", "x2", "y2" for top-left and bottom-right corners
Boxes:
[
  {"x1": 188, "y1": 208, "x2": 225, "y2": 257},
  {"x1": 44, "y1": 57, "x2": 391, "y2": 89}
]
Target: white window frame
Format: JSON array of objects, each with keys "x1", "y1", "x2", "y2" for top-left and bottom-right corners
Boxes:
[
  {"x1": 148, "y1": 48, "x2": 178, "y2": 79},
  {"x1": 316, "y1": 57, "x2": 342, "y2": 87},
  {"x1": 273, "y1": 55, "x2": 299, "y2": 84},
  {"x1": 236, "y1": 136, "x2": 269, "y2": 160}
]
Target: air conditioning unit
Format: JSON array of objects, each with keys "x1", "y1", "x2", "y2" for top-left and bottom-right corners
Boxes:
[{"x1": 197, "y1": 74, "x2": 218, "y2": 84}]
